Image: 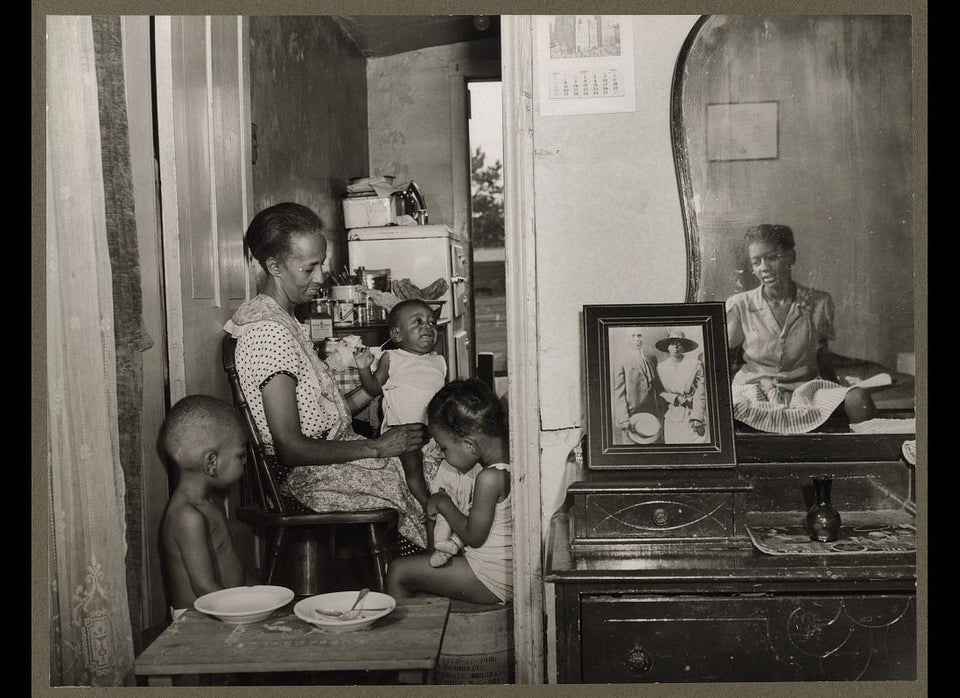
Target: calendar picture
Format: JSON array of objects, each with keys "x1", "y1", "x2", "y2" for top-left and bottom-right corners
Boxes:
[{"x1": 537, "y1": 15, "x2": 636, "y2": 116}]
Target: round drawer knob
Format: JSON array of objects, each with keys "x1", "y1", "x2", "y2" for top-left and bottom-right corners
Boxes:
[
  {"x1": 624, "y1": 645, "x2": 654, "y2": 675},
  {"x1": 652, "y1": 508, "x2": 670, "y2": 527}
]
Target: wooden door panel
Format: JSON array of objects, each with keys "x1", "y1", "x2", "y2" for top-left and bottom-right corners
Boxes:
[
  {"x1": 210, "y1": 16, "x2": 252, "y2": 309},
  {"x1": 157, "y1": 15, "x2": 253, "y2": 403}
]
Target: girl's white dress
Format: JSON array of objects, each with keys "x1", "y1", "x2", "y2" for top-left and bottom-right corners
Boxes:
[{"x1": 463, "y1": 462, "x2": 513, "y2": 603}]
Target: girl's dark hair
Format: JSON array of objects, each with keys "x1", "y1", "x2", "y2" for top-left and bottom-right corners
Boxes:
[
  {"x1": 244, "y1": 202, "x2": 324, "y2": 271},
  {"x1": 744, "y1": 224, "x2": 796, "y2": 252},
  {"x1": 427, "y1": 379, "x2": 506, "y2": 439}
]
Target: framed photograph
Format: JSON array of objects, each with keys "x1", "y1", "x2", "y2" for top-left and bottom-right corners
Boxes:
[{"x1": 583, "y1": 302, "x2": 736, "y2": 469}]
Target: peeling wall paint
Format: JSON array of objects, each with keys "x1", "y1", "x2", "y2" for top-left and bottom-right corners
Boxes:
[{"x1": 249, "y1": 16, "x2": 369, "y2": 276}]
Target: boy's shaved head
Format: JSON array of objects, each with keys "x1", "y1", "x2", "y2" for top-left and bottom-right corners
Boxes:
[{"x1": 161, "y1": 395, "x2": 244, "y2": 471}]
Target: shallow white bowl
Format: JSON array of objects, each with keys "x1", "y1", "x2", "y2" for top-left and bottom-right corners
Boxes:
[
  {"x1": 194, "y1": 585, "x2": 294, "y2": 624},
  {"x1": 294, "y1": 591, "x2": 396, "y2": 633}
]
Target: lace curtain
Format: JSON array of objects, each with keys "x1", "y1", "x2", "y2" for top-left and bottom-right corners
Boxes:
[{"x1": 46, "y1": 15, "x2": 135, "y2": 686}]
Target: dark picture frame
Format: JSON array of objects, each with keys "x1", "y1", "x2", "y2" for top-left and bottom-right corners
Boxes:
[{"x1": 583, "y1": 302, "x2": 736, "y2": 469}]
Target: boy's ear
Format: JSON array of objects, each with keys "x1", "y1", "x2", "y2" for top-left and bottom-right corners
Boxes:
[{"x1": 202, "y1": 450, "x2": 219, "y2": 477}]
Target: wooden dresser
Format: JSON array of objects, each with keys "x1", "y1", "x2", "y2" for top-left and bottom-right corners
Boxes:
[{"x1": 545, "y1": 435, "x2": 917, "y2": 684}]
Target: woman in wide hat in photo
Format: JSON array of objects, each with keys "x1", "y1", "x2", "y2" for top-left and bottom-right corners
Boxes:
[{"x1": 656, "y1": 331, "x2": 708, "y2": 444}]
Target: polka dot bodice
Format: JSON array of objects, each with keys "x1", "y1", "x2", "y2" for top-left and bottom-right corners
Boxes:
[{"x1": 235, "y1": 319, "x2": 345, "y2": 451}]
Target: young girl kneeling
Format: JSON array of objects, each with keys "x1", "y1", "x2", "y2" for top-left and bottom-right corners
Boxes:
[{"x1": 386, "y1": 379, "x2": 512, "y2": 604}]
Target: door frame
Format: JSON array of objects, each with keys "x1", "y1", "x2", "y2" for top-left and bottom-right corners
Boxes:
[
  {"x1": 448, "y1": 56, "x2": 501, "y2": 380},
  {"x1": 501, "y1": 16, "x2": 545, "y2": 684}
]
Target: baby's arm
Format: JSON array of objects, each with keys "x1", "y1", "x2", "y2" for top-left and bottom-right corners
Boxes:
[
  {"x1": 430, "y1": 468, "x2": 503, "y2": 548},
  {"x1": 356, "y1": 349, "x2": 390, "y2": 396}
]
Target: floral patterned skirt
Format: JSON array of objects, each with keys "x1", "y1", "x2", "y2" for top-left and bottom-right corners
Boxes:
[{"x1": 280, "y1": 437, "x2": 443, "y2": 549}]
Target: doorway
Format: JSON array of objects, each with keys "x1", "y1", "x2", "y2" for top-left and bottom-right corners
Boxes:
[{"x1": 467, "y1": 79, "x2": 507, "y2": 394}]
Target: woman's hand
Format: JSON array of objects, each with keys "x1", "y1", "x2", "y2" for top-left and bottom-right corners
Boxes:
[
  {"x1": 759, "y1": 377, "x2": 779, "y2": 395},
  {"x1": 690, "y1": 419, "x2": 705, "y2": 437},
  {"x1": 373, "y1": 423, "x2": 428, "y2": 458}
]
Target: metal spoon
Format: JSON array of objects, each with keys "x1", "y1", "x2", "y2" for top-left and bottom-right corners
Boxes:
[
  {"x1": 313, "y1": 588, "x2": 370, "y2": 621},
  {"x1": 313, "y1": 606, "x2": 391, "y2": 618}
]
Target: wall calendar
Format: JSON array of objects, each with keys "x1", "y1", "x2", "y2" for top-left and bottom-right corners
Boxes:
[{"x1": 537, "y1": 15, "x2": 637, "y2": 116}]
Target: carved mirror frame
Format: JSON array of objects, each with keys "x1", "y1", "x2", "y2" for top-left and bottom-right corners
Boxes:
[{"x1": 669, "y1": 15, "x2": 916, "y2": 463}]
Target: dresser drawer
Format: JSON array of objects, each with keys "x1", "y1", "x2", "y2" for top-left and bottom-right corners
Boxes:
[
  {"x1": 580, "y1": 594, "x2": 916, "y2": 683},
  {"x1": 573, "y1": 491, "x2": 737, "y2": 542}
]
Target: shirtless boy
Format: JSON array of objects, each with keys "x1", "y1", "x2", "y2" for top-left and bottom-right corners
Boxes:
[{"x1": 159, "y1": 394, "x2": 255, "y2": 618}]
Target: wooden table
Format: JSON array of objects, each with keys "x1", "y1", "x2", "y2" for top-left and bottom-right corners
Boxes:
[{"x1": 135, "y1": 596, "x2": 450, "y2": 686}]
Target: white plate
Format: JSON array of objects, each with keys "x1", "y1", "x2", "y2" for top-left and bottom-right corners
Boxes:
[
  {"x1": 194, "y1": 585, "x2": 294, "y2": 624},
  {"x1": 294, "y1": 591, "x2": 396, "y2": 633}
]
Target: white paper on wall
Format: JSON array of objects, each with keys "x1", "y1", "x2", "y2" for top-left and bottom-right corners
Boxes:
[{"x1": 536, "y1": 15, "x2": 637, "y2": 117}]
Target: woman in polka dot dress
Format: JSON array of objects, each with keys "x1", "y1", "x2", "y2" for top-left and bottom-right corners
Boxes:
[{"x1": 224, "y1": 203, "x2": 440, "y2": 551}]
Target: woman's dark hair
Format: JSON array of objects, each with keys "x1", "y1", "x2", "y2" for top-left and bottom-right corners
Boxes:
[
  {"x1": 744, "y1": 224, "x2": 796, "y2": 252},
  {"x1": 427, "y1": 379, "x2": 506, "y2": 439},
  {"x1": 244, "y1": 202, "x2": 324, "y2": 271}
]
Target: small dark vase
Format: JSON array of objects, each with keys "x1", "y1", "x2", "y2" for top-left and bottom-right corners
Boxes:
[{"x1": 806, "y1": 476, "x2": 842, "y2": 542}]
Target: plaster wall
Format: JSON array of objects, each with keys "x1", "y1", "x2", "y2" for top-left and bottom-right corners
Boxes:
[
  {"x1": 248, "y1": 16, "x2": 368, "y2": 275},
  {"x1": 532, "y1": 15, "x2": 701, "y2": 434},
  {"x1": 366, "y1": 37, "x2": 501, "y2": 235}
]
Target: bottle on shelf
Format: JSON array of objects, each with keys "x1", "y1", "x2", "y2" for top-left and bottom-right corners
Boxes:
[{"x1": 308, "y1": 297, "x2": 333, "y2": 343}]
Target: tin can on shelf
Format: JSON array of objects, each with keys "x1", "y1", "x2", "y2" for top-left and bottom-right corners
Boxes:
[{"x1": 331, "y1": 285, "x2": 360, "y2": 326}]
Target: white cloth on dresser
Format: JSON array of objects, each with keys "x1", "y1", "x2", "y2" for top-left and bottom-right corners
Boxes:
[
  {"x1": 463, "y1": 462, "x2": 513, "y2": 603},
  {"x1": 380, "y1": 349, "x2": 447, "y2": 430}
]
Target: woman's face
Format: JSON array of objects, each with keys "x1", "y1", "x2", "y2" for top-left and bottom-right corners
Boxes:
[
  {"x1": 748, "y1": 240, "x2": 794, "y2": 286},
  {"x1": 274, "y1": 232, "x2": 327, "y2": 305},
  {"x1": 667, "y1": 341, "x2": 684, "y2": 360}
]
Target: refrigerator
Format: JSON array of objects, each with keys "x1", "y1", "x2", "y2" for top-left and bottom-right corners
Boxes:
[{"x1": 347, "y1": 225, "x2": 473, "y2": 381}]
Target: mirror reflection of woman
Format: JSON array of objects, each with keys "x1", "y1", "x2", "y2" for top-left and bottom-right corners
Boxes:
[{"x1": 725, "y1": 224, "x2": 876, "y2": 433}]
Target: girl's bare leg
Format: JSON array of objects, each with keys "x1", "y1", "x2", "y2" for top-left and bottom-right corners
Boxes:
[{"x1": 387, "y1": 554, "x2": 500, "y2": 604}]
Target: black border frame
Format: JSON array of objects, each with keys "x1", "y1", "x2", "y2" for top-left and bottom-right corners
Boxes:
[{"x1": 583, "y1": 302, "x2": 737, "y2": 469}]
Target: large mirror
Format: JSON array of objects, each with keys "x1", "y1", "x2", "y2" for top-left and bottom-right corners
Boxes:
[{"x1": 671, "y1": 15, "x2": 915, "y2": 461}]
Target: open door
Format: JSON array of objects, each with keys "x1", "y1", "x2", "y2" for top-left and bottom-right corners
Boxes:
[{"x1": 154, "y1": 15, "x2": 255, "y2": 405}]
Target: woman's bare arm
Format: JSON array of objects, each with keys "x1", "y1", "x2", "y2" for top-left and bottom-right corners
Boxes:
[{"x1": 260, "y1": 373, "x2": 425, "y2": 465}]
